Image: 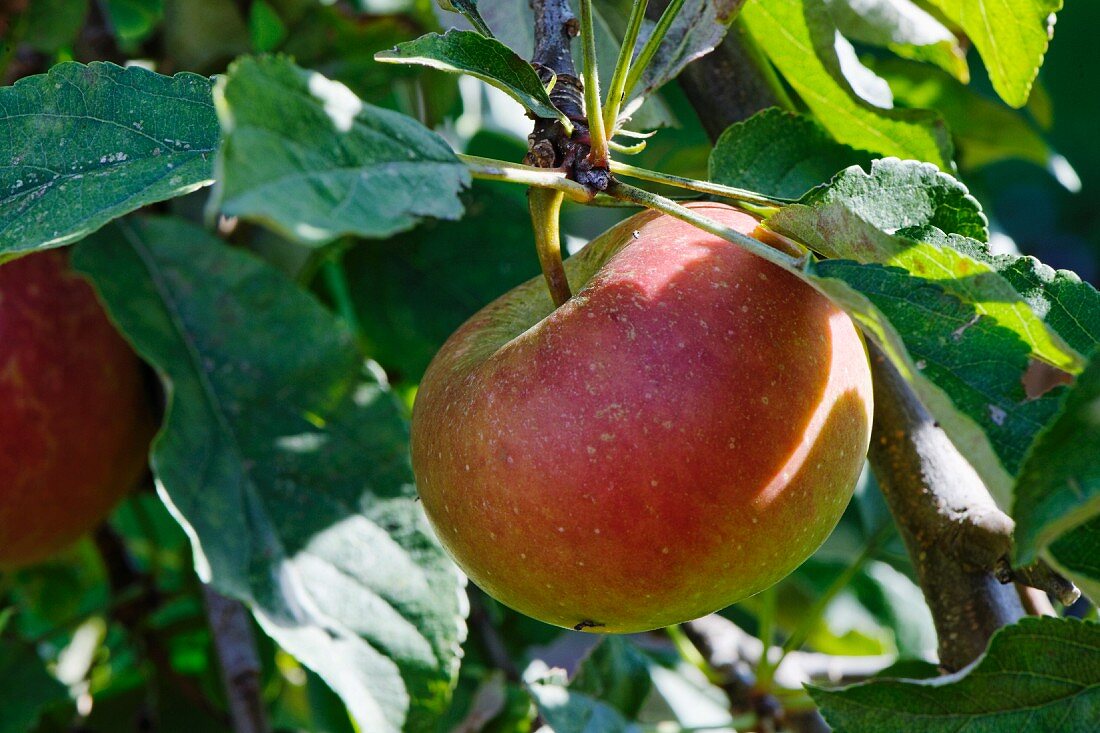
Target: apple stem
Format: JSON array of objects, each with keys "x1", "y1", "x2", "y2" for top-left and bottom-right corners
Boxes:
[
  {"x1": 603, "y1": 0, "x2": 650, "y2": 135},
  {"x1": 605, "y1": 179, "x2": 803, "y2": 272},
  {"x1": 610, "y1": 161, "x2": 786, "y2": 212},
  {"x1": 528, "y1": 187, "x2": 573, "y2": 307},
  {"x1": 622, "y1": 0, "x2": 685, "y2": 98},
  {"x1": 578, "y1": 0, "x2": 611, "y2": 168},
  {"x1": 459, "y1": 153, "x2": 594, "y2": 202}
]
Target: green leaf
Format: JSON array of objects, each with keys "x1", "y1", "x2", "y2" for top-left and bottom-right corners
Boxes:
[
  {"x1": 1014, "y1": 354, "x2": 1100, "y2": 565},
  {"x1": 527, "y1": 637, "x2": 656, "y2": 731},
  {"x1": 23, "y1": 0, "x2": 88, "y2": 52},
  {"x1": 807, "y1": 260, "x2": 1062, "y2": 506},
  {"x1": 1050, "y1": 518, "x2": 1100, "y2": 603},
  {"x1": 914, "y1": 228, "x2": 1100, "y2": 359},
  {"x1": 104, "y1": 0, "x2": 164, "y2": 43},
  {"x1": 163, "y1": 0, "x2": 250, "y2": 73},
  {"x1": 249, "y1": 0, "x2": 287, "y2": 52},
  {"x1": 822, "y1": 0, "x2": 968, "y2": 81},
  {"x1": 741, "y1": 0, "x2": 953, "y2": 169},
  {"x1": 0, "y1": 62, "x2": 218, "y2": 257},
  {"x1": 632, "y1": 0, "x2": 748, "y2": 98},
  {"x1": 435, "y1": 0, "x2": 495, "y2": 38},
  {"x1": 375, "y1": 30, "x2": 566, "y2": 124},
  {"x1": 0, "y1": 641, "x2": 67, "y2": 733},
  {"x1": 874, "y1": 58, "x2": 1074, "y2": 182},
  {"x1": 923, "y1": 0, "x2": 1062, "y2": 108},
  {"x1": 770, "y1": 160, "x2": 1083, "y2": 375},
  {"x1": 527, "y1": 669, "x2": 637, "y2": 733},
  {"x1": 211, "y1": 56, "x2": 469, "y2": 245},
  {"x1": 0, "y1": 638, "x2": 67, "y2": 726},
  {"x1": 72, "y1": 217, "x2": 466, "y2": 733},
  {"x1": 571, "y1": 638, "x2": 653, "y2": 719},
  {"x1": 708, "y1": 108, "x2": 875, "y2": 199},
  {"x1": 343, "y1": 178, "x2": 540, "y2": 383},
  {"x1": 810, "y1": 617, "x2": 1100, "y2": 732}
]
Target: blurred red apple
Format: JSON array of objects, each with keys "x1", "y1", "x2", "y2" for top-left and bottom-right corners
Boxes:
[
  {"x1": 411, "y1": 203, "x2": 873, "y2": 632},
  {"x1": 0, "y1": 250, "x2": 154, "y2": 568}
]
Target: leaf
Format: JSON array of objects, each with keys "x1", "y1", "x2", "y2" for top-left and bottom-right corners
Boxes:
[
  {"x1": 741, "y1": 0, "x2": 953, "y2": 169},
  {"x1": 0, "y1": 641, "x2": 67, "y2": 733},
  {"x1": 0, "y1": 62, "x2": 217, "y2": 257},
  {"x1": 708, "y1": 108, "x2": 875, "y2": 199},
  {"x1": 822, "y1": 0, "x2": 968, "y2": 81},
  {"x1": 23, "y1": 0, "x2": 88, "y2": 52},
  {"x1": 249, "y1": 0, "x2": 287, "y2": 52},
  {"x1": 571, "y1": 638, "x2": 653, "y2": 719},
  {"x1": 72, "y1": 217, "x2": 466, "y2": 733},
  {"x1": 527, "y1": 668, "x2": 637, "y2": 733},
  {"x1": 163, "y1": 0, "x2": 250, "y2": 73},
  {"x1": 435, "y1": 0, "x2": 495, "y2": 38},
  {"x1": 1014, "y1": 354, "x2": 1100, "y2": 565},
  {"x1": 807, "y1": 260, "x2": 1060, "y2": 507},
  {"x1": 211, "y1": 55, "x2": 469, "y2": 245},
  {"x1": 632, "y1": 0, "x2": 748, "y2": 98},
  {"x1": 1050, "y1": 517, "x2": 1100, "y2": 603},
  {"x1": 810, "y1": 617, "x2": 1100, "y2": 732},
  {"x1": 874, "y1": 58, "x2": 1076, "y2": 184},
  {"x1": 104, "y1": 0, "x2": 164, "y2": 43},
  {"x1": 527, "y1": 637, "x2": 655, "y2": 731},
  {"x1": 923, "y1": 0, "x2": 1062, "y2": 108},
  {"x1": 343, "y1": 177, "x2": 541, "y2": 382},
  {"x1": 375, "y1": 30, "x2": 566, "y2": 124},
  {"x1": 915, "y1": 229, "x2": 1100, "y2": 360},
  {"x1": 770, "y1": 159, "x2": 1083, "y2": 375}
]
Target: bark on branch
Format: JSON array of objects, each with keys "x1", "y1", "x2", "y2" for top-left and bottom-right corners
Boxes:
[
  {"x1": 865, "y1": 345, "x2": 1025, "y2": 670},
  {"x1": 203, "y1": 586, "x2": 271, "y2": 733}
]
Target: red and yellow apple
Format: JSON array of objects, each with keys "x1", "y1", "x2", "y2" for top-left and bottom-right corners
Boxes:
[
  {"x1": 411, "y1": 203, "x2": 873, "y2": 632},
  {"x1": 0, "y1": 250, "x2": 154, "y2": 568}
]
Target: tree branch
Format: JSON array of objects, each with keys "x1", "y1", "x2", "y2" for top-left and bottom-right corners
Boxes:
[
  {"x1": 866, "y1": 345, "x2": 1025, "y2": 671},
  {"x1": 526, "y1": 0, "x2": 609, "y2": 190},
  {"x1": 203, "y1": 586, "x2": 270, "y2": 733},
  {"x1": 683, "y1": 615, "x2": 891, "y2": 733}
]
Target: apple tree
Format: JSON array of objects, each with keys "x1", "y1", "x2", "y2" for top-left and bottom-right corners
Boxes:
[{"x1": 0, "y1": 0, "x2": 1097, "y2": 732}]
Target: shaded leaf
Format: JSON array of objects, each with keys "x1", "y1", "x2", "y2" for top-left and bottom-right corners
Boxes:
[
  {"x1": 72, "y1": 217, "x2": 466, "y2": 733},
  {"x1": 105, "y1": 0, "x2": 164, "y2": 43},
  {"x1": 0, "y1": 62, "x2": 217, "y2": 256},
  {"x1": 571, "y1": 638, "x2": 653, "y2": 719},
  {"x1": 632, "y1": 0, "x2": 748, "y2": 98},
  {"x1": 343, "y1": 178, "x2": 540, "y2": 383},
  {"x1": 709, "y1": 108, "x2": 875, "y2": 199},
  {"x1": 1050, "y1": 518, "x2": 1100, "y2": 604},
  {"x1": 0, "y1": 641, "x2": 67, "y2": 733},
  {"x1": 527, "y1": 668, "x2": 637, "y2": 733},
  {"x1": 741, "y1": 0, "x2": 953, "y2": 169},
  {"x1": 375, "y1": 30, "x2": 566, "y2": 123},
  {"x1": 807, "y1": 260, "x2": 1062, "y2": 506},
  {"x1": 923, "y1": 0, "x2": 1062, "y2": 108},
  {"x1": 211, "y1": 56, "x2": 469, "y2": 245},
  {"x1": 811, "y1": 617, "x2": 1100, "y2": 732},
  {"x1": 1014, "y1": 354, "x2": 1100, "y2": 565}
]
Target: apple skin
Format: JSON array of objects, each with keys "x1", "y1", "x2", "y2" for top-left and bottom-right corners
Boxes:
[
  {"x1": 0, "y1": 250, "x2": 154, "y2": 568},
  {"x1": 411, "y1": 203, "x2": 873, "y2": 632}
]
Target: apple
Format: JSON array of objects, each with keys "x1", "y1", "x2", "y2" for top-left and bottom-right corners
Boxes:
[
  {"x1": 411, "y1": 203, "x2": 873, "y2": 632},
  {"x1": 0, "y1": 250, "x2": 154, "y2": 568}
]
